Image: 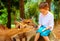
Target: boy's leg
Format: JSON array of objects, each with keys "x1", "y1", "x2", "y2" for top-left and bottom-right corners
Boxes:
[
  {"x1": 34, "y1": 33, "x2": 40, "y2": 41},
  {"x1": 43, "y1": 36, "x2": 50, "y2": 41}
]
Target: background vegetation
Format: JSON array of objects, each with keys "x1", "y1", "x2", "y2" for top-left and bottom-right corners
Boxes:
[{"x1": 0, "y1": 0, "x2": 60, "y2": 28}]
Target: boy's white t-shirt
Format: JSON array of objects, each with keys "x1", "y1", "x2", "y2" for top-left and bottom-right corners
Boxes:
[{"x1": 39, "y1": 11, "x2": 54, "y2": 31}]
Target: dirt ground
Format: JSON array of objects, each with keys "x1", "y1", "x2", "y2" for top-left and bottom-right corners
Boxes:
[
  {"x1": 52, "y1": 20, "x2": 60, "y2": 41},
  {"x1": 53, "y1": 25, "x2": 60, "y2": 40}
]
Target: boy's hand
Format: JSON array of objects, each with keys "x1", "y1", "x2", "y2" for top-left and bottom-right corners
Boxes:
[
  {"x1": 38, "y1": 24, "x2": 41, "y2": 29},
  {"x1": 34, "y1": 25, "x2": 41, "y2": 30}
]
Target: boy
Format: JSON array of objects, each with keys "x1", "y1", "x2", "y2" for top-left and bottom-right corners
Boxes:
[{"x1": 34, "y1": 2, "x2": 54, "y2": 41}]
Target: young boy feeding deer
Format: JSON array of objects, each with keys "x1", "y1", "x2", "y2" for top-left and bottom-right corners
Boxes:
[{"x1": 34, "y1": 2, "x2": 54, "y2": 41}]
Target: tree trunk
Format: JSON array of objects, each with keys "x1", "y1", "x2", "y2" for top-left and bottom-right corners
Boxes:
[
  {"x1": 19, "y1": 0, "x2": 25, "y2": 19},
  {"x1": 46, "y1": 0, "x2": 51, "y2": 10},
  {"x1": 7, "y1": 0, "x2": 11, "y2": 28}
]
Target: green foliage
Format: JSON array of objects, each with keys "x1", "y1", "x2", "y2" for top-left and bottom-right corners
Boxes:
[
  {"x1": 53, "y1": 0, "x2": 60, "y2": 19},
  {"x1": 1, "y1": 0, "x2": 56, "y2": 25},
  {"x1": 25, "y1": 0, "x2": 42, "y2": 24},
  {"x1": 0, "y1": 8, "x2": 8, "y2": 24}
]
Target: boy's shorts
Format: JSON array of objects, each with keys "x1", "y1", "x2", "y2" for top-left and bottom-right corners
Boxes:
[{"x1": 36, "y1": 25, "x2": 51, "y2": 36}]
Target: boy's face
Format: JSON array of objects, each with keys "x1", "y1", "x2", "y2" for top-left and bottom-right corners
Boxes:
[{"x1": 39, "y1": 9, "x2": 48, "y2": 15}]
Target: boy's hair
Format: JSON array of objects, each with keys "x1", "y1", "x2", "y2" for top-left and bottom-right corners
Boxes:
[{"x1": 39, "y1": 2, "x2": 49, "y2": 9}]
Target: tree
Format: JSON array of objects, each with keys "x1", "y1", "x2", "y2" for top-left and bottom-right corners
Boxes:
[
  {"x1": 46, "y1": 0, "x2": 51, "y2": 10},
  {"x1": 19, "y1": 0, "x2": 25, "y2": 19},
  {"x1": 7, "y1": 0, "x2": 11, "y2": 28}
]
